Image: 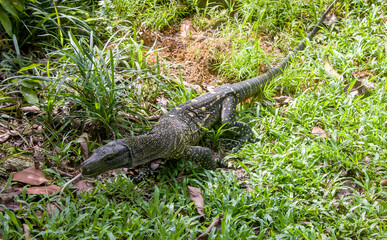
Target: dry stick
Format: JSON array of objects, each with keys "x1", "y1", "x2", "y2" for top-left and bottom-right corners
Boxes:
[
  {"x1": 54, "y1": 168, "x2": 74, "y2": 178},
  {"x1": 59, "y1": 173, "x2": 82, "y2": 194},
  {"x1": 195, "y1": 213, "x2": 224, "y2": 240}
]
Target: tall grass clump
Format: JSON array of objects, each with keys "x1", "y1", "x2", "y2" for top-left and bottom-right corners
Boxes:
[
  {"x1": 99, "y1": 0, "x2": 192, "y2": 30},
  {"x1": 47, "y1": 31, "x2": 164, "y2": 139}
]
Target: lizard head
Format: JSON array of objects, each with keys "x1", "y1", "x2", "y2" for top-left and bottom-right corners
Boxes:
[{"x1": 81, "y1": 139, "x2": 133, "y2": 177}]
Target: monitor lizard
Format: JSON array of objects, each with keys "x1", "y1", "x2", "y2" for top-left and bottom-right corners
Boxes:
[{"x1": 81, "y1": 0, "x2": 338, "y2": 179}]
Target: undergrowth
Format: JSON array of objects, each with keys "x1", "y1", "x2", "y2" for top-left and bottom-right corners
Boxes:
[{"x1": 0, "y1": 0, "x2": 386, "y2": 239}]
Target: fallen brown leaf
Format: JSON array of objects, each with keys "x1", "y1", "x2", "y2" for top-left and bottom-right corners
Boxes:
[
  {"x1": 344, "y1": 78, "x2": 375, "y2": 96},
  {"x1": 336, "y1": 180, "x2": 356, "y2": 198},
  {"x1": 180, "y1": 19, "x2": 194, "y2": 37},
  {"x1": 12, "y1": 166, "x2": 51, "y2": 185},
  {"x1": 323, "y1": 13, "x2": 338, "y2": 25},
  {"x1": 177, "y1": 169, "x2": 185, "y2": 183},
  {"x1": 21, "y1": 106, "x2": 40, "y2": 114},
  {"x1": 156, "y1": 95, "x2": 168, "y2": 109},
  {"x1": 324, "y1": 56, "x2": 343, "y2": 80},
  {"x1": 150, "y1": 161, "x2": 161, "y2": 170},
  {"x1": 75, "y1": 133, "x2": 89, "y2": 161},
  {"x1": 46, "y1": 203, "x2": 61, "y2": 216},
  {"x1": 273, "y1": 96, "x2": 294, "y2": 104},
  {"x1": 311, "y1": 127, "x2": 329, "y2": 138},
  {"x1": 380, "y1": 179, "x2": 387, "y2": 186},
  {"x1": 23, "y1": 223, "x2": 34, "y2": 239},
  {"x1": 0, "y1": 133, "x2": 10, "y2": 143},
  {"x1": 246, "y1": 186, "x2": 254, "y2": 192},
  {"x1": 188, "y1": 185, "x2": 205, "y2": 216},
  {"x1": 17, "y1": 185, "x2": 60, "y2": 195},
  {"x1": 299, "y1": 221, "x2": 312, "y2": 225},
  {"x1": 0, "y1": 202, "x2": 25, "y2": 211},
  {"x1": 35, "y1": 210, "x2": 43, "y2": 221},
  {"x1": 75, "y1": 180, "x2": 95, "y2": 194},
  {"x1": 33, "y1": 147, "x2": 44, "y2": 161}
]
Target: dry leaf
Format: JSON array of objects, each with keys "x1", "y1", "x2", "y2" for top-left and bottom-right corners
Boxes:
[
  {"x1": 17, "y1": 185, "x2": 60, "y2": 195},
  {"x1": 75, "y1": 133, "x2": 89, "y2": 160},
  {"x1": 150, "y1": 159, "x2": 162, "y2": 170},
  {"x1": 33, "y1": 147, "x2": 44, "y2": 161},
  {"x1": 246, "y1": 186, "x2": 254, "y2": 192},
  {"x1": 344, "y1": 77, "x2": 375, "y2": 96},
  {"x1": 150, "y1": 163, "x2": 160, "y2": 170},
  {"x1": 177, "y1": 169, "x2": 185, "y2": 183},
  {"x1": 35, "y1": 210, "x2": 43, "y2": 221},
  {"x1": 46, "y1": 203, "x2": 61, "y2": 216},
  {"x1": 323, "y1": 13, "x2": 338, "y2": 25},
  {"x1": 195, "y1": 35, "x2": 207, "y2": 43},
  {"x1": 336, "y1": 180, "x2": 356, "y2": 198},
  {"x1": 75, "y1": 180, "x2": 95, "y2": 194},
  {"x1": 21, "y1": 106, "x2": 40, "y2": 114},
  {"x1": 0, "y1": 133, "x2": 10, "y2": 143},
  {"x1": 1, "y1": 202, "x2": 25, "y2": 211},
  {"x1": 324, "y1": 57, "x2": 343, "y2": 80},
  {"x1": 12, "y1": 166, "x2": 51, "y2": 185},
  {"x1": 273, "y1": 96, "x2": 294, "y2": 104},
  {"x1": 23, "y1": 224, "x2": 34, "y2": 239},
  {"x1": 0, "y1": 190, "x2": 22, "y2": 203},
  {"x1": 380, "y1": 179, "x2": 387, "y2": 186},
  {"x1": 188, "y1": 185, "x2": 205, "y2": 216},
  {"x1": 299, "y1": 221, "x2": 312, "y2": 225},
  {"x1": 262, "y1": 100, "x2": 275, "y2": 107},
  {"x1": 180, "y1": 19, "x2": 194, "y2": 37},
  {"x1": 311, "y1": 127, "x2": 329, "y2": 138},
  {"x1": 156, "y1": 95, "x2": 168, "y2": 109}
]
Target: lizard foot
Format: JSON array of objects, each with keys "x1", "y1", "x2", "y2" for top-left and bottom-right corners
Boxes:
[
  {"x1": 130, "y1": 167, "x2": 153, "y2": 184},
  {"x1": 215, "y1": 158, "x2": 228, "y2": 168}
]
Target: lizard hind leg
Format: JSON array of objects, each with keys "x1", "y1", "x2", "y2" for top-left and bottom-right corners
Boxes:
[{"x1": 221, "y1": 96, "x2": 253, "y2": 153}]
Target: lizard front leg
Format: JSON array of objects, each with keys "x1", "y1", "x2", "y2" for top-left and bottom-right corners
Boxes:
[
  {"x1": 130, "y1": 166, "x2": 153, "y2": 184},
  {"x1": 221, "y1": 96, "x2": 252, "y2": 153},
  {"x1": 183, "y1": 146, "x2": 226, "y2": 170}
]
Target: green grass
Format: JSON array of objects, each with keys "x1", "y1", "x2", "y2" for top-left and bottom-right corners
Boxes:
[{"x1": 1, "y1": 0, "x2": 387, "y2": 239}]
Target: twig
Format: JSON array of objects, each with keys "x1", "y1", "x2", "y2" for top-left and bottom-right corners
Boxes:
[
  {"x1": 54, "y1": 168, "x2": 74, "y2": 178},
  {"x1": 60, "y1": 173, "x2": 82, "y2": 194},
  {"x1": 195, "y1": 213, "x2": 224, "y2": 240}
]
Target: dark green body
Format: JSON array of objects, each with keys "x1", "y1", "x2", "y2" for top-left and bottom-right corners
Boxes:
[{"x1": 81, "y1": 1, "x2": 337, "y2": 177}]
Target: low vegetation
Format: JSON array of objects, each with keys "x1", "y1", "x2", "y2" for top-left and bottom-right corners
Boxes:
[{"x1": 0, "y1": 0, "x2": 386, "y2": 239}]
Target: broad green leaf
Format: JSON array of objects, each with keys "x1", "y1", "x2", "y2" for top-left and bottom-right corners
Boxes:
[
  {"x1": 11, "y1": 0, "x2": 25, "y2": 12},
  {"x1": 0, "y1": 10, "x2": 12, "y2": 36},
  {"x1": 0, "y1": 0, "x2": 19, "y2": 19},
  {"x1": 20, "y1": 79, "x2": 41, "y2": 88},
  {"x1": 18, "y1": 63, "x2": 43, "y2": 73},
  {"x1": 21, "y1": 86, "x2": 39, "y2": 104}
]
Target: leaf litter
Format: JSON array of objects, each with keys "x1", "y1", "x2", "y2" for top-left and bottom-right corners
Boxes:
[
  {"x1": 311, "y1": 126, "x2": 329, "y2": 138},
  {"x1": 12, "y1": 166, "x2": 51, "y2": 185},
  {"x1": 187, "y1": 185, "x2": 205, "y2": 217}
]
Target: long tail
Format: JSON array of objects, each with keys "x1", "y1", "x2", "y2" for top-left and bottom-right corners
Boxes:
[{"x1": 234, "y1": 0, "x2": 338, "y2": 101}]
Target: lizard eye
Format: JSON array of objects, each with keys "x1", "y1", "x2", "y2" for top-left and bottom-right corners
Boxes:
[{"x1": 104, "y1": 154, "x2": 116, "y2": 163}]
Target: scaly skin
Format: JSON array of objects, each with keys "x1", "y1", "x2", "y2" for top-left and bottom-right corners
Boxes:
[{"x1": 81, "y1": 0, "x2": 338, "y2": 177}]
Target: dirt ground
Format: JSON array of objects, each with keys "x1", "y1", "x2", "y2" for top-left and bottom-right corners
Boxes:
[{"x1": 140, "y1": 19, "x2": 233, "y2": 91}]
